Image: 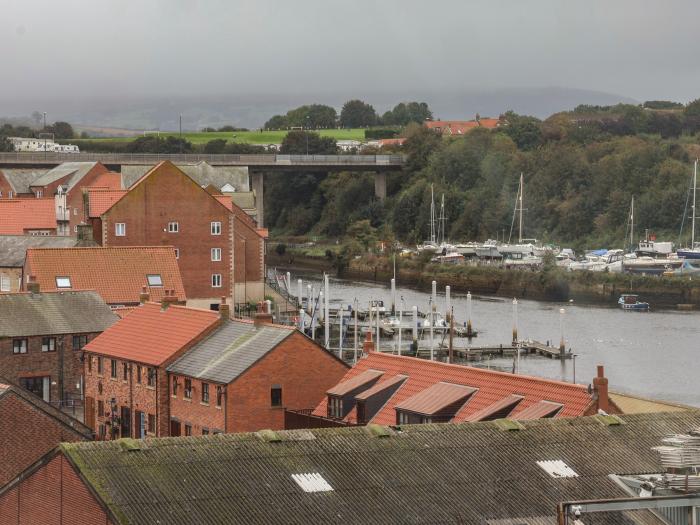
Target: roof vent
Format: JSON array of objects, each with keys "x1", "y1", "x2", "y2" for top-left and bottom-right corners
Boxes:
[
  {"x1": 537, "y1": 460, "x2": 578, "y2": 478},
  {"x1": 594, "y1": 414, "x2": 624, "y2": 426},
  {"x1": 292, "y1": 473, "x2": 333, "y2": 493},
  {"x1": 117, "y1": 438, "x2": 142, "y2": 452},
  {"x1": 493, "y1": 418, "x2": 524, "y2": 432},
  {"x1": 366, "y1": 424, "x2": 393, "y2": 438},
  {"x1": 256, "y1": 429, "x2": 281, "y2": 443}
]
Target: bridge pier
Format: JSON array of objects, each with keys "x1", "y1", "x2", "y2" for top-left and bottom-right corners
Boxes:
[
  {"x1": 374, "y1": 172, "x2": 387, "y2": 201},
  {"x1": 251, "y1": 172, "x2": 264, "y2": 228}
]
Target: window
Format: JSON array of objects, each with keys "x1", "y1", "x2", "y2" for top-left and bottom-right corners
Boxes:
[
  {"x1": 210, "y1": 221, "x2": 221, "y2": 235},
  {"x1": 216, "y1": 386, "x2": 223, "y2": 407},
  {"x1": 211, "y1": 274, "x2": 222, "y2": 288},
  {"x1": 168, "y1": 222, "x2": 179, "y2": 233},
  {"x1": 202, "y1": 428, "x2": 209, "y2": 436},
  {"x1": 8, "y1": 191, "x2": 13, "y2": 199},
  {"x1": 41, "y1": 337, "x2": 56, "y2": 352},
  {"x1": 136, "y1": 366, "x2": 141, "y2": 384},
  {"x1": 36, "y1": 189, "x2": 43, "y2": 198},
  {"x1": 328, "y1": 396, "x2": 342, "y2": 419},
  {"x1": 172, "y1": 376, "x2": 178, "y2": 397},
  {"x1": 147, "y1": 274, "x2": 163, "y2": 287},
  {"x1": 148, "y1": 413, "x2": 156, "y2": 434},
  {"x1": 97, "y1": 356, "x2": 104, "y2": 375},
  {"x1": 211, "y1": 248, "x2": 222, "y2": 261},
  {"x1": 73, "y1": 335, "x2": 87, "y2": 350},
  {"x1": 73, "y1": 208, "x2": 78, "y2": 216},
  {"x1": 184, "y1": 378, "x2": 192, "y2": 399},
  {"x1": 174, "y1": 248, "x2": 179, "y2": 259},
  {"x1": 184, "y1": 424, "x2": 192, "y2": 436},
  {"x1": 97, "y1": 399, "x2": 104, "y2": 417},
  {"x1": 147, "y1": 368, "x2": 156, "y2": 387},
  {"x1": 74, "y1": 225, "x2": 78, "y2": 233},
  {"x1": 13, "y1": 339, "x2": 27, "y2": 354},
  {"x1": 87, "y1": 355, "x2": 92, "y2": 373},
  {"x1": 55, "y1": 276, "x2": 71, "y2": 288},
  {"x1": 115, "y1": 222, "x2": 126, "y2": 236},
  {"x1": 0, "y1": 273, "x2": 10, "y2": 292},
  {"x1": 110, "y1": 359, "x2": 117, "y2": 379},
  {"x1": 122, "y1": 362, "x2": 128, "y2": 381},
  {"x1": 271, "y1": 386, "x2": 283, "y2": 407},
  {"x1": 201, "y1": 383, "x2": 209, "y2": 404}
]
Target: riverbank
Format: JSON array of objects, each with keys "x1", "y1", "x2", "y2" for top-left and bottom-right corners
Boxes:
[{"x1": 267, "y1": 252, "x2": 700, "y2": 308}]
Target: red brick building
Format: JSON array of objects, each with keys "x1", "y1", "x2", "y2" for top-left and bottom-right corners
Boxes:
[
  {"x1": 300, "y1": 351, "x2": 619, "y2": 428},
  {"x1": 0, "y1": 379, "x2": 92, "y2": 488},
  {"x1": 23, "y1": 246, "x2": 186, "y2": 306},
  {"x1": 82, "y1": 300, "x2": 222, "y2": 439},
  {"x1": 86, "y1": 161, "x2": 266, "y2": 307},
  {"x1": 0, "y1": 290, "x2": 117, "y2": 404}
]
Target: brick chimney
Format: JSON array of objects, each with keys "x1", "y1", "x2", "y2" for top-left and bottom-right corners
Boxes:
[
  {"x1": 76, "y1": 223, "x2": 93, "y2": 243},
  {"x1": 219, "y1": 296, "x2": 230, "y2": 320},
  {"x1": 592, "y1": 365, "x2": 609, "y2": 413},
  {"x1": 139, "y1": 286, "x2": 150, "y2": 304},
  {"x1": 254, "y1": 311, "x2": 274, "y2": 328},
  {"x1": 362, "y1": 330, "x2": 375, "y2": 354},
  {"x1": 26, "y1": 275, "x2": 40, "y2": 294},
  {"x1": 160, "y1": 289, "x2": 179, "y2": 311}
]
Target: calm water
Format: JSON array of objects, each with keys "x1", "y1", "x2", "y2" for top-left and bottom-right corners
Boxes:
[{"x1": 289, "y1": 271, "x2": 700, "y2": 407}]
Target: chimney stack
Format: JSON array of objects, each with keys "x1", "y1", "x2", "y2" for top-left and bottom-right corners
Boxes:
[
  {"x1": 592, "y1": 365, "x2": 609, "y2": 413},
  {"x1": 139, "y1": 286, "x2": 150, "y2": 304},
  {"x1": 362, "y1": 330, "x2": 375, "y2": 355},
  {"x1": 219, "y1": 296, "x2": 230, "y2": 320},
  {"x1": 76, "y1": 223, "x2": 94, "y2": 244},
  {"x1": 160, "y1": 289, "x2": 178, "y2": 311},
  {"x1": 26, "y1": 275, "x2": 40, "y2": 294},
  {"x1": 253, "y1": 311, "x2": 274, "y2": 328}
]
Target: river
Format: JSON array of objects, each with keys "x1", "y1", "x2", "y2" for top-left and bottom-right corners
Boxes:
[{"x1": 285, "y1": 271, "x2": 700, "y2": 407}]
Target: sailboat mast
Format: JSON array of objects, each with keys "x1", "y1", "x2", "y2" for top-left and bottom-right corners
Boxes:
[
  {"x1": 518, "y1": 173, "x2": 524, "y2": 243},
  {"x1": 630, "y1": 196, "x2": 634, "y2": 251},
  {"x1": 430, "y1": 184, "x2": 435, "y2": 244},
  {"x1": 692, "y1": 159, "x2": 697, "y2": 247},
  {"x1": 439, "y1": 194, "x2": 446, "y2": 245}
]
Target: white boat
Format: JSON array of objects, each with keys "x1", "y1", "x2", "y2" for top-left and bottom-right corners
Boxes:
[
  {"x1": 677, "y1": 160, "x2": 700, "y2": 259},
  {"x1": 503, "y1": 253, "x2": 543, "y2": 268},
  {"x1": 475, "y1": 239, "x2": 502, "y2": 259},
  {"x1": 555, "y1": 249, "x2": 576, "y2": 268},
  {"x1": 454, "y1": 242, "x2": 480, "y2": 257},
  {"x1": 431, "y1": 251, "x2": 465, "y2": 264}
]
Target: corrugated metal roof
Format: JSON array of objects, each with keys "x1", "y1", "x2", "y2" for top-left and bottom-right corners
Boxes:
[
  {"x1": 56, "y1": 411, "x2": 700, "y2": 525},
  {"x1": 326, "y1": 369, "x2": 384, "y2": 396},
  {"x1": 464, "y1": 394, "x2": 524, "y2": 422},
  {"x1": 514, "y1": 400, "x2": 563, "y2": 420},
  {"x1": 0, "y1": 291, "x2": 118, "y2": 337},
  {"x1": 167, "y1": 320, "x2": 294, "y2": 384},
  {"x1": 395, "y1": 382, "x2": 476, "y2": 416}
]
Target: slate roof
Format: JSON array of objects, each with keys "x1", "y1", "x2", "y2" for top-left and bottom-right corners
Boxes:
[
  {"x1": 0, "y1": 235, "x2": 80, "y2": 267},
  {"x1": 0, "y1": 169, "x2": 45, "y2": 193},
  {"x1": 314, "y1": 353, "x2": 596, "y2": 425},
  {"x1": 29, "y1": 161, "x2": 99, "y2": 190},
  {"x1": 167, "y1": 319, "x2": 294, "y2": 383},
  {"x1": 53, "y1": 411, "x2": 700, "y2": 525},
  {"x1": 0, "y1": 199, "x2": 56, "y2": 234},
  {"x1": 84, "y1": 302, "x2": 220, "y2": 366},
  {"x1": 121, "y1": 161, "x2": 249, "y2": 192},
  {"x1": 0, "y1": 291, "x2": 117, "y2": 337},
  {"x1": 25, "y1": 246, "x2": 186, "y2": 304}
]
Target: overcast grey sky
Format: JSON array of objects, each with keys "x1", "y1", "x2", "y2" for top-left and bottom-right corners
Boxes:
[{"x1": 1, "y1": 0, "x2": 699, "y2": 126}]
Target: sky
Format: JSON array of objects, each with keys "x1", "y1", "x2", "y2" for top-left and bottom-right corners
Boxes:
[{"x1": 1, "y1": 0, "x2": 699, "y2": 127}]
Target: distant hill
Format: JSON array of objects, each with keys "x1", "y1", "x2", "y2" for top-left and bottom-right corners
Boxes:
[{"x1": 0, "y1": 87, "x2": 636, "y2": 131}]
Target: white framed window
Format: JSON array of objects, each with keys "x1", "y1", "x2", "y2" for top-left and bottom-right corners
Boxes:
[
  {"x1": 147, "y1": 274, "x2": 163, "y2": 287},
  {"x1": 13, "y1": 339, "x2": 27, "y2": 354},
  {"x1": 41, "y1": 337, "x2": 56, "y2": 352},
  {"x1": 174, "y1": 248, "x2": 179, "y2": 259},
  {"x1": 168, "y1": 222, "x2": 179, "y2": 233},
  {"x1": 55, "y1": 276, "x2": 72, "y2": 288},
  {"x1": 36, "y1": 190, "x2": 43, "y2": 198},
  {"x1": 74, "y1": 225, "x2": 78, "y2": 233},
  {"x1": 211, "y1": 221, "x2": 221, "y2": 235},
  {"x1": 73, "y1": 208, "x2": 78, "y2": 216},
  {"x1": 211, "y1": 248, "x2": 221, "y2": 261},
  {"x1": 115, "y1": 223, "x2": 126, "y2": 236},
  {"x1": 8, "y1": 191, "x2": 13, "y2": 199},
  {"x1": 211, "y1": 274, "x2": 222, "y2": 288},
  {"x1": 0, "y1": 274, "x2": 10, "y2": 292}
]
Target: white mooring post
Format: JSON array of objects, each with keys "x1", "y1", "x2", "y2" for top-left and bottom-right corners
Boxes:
[
  {"x1": 412, "y1": 305, "x2": 418, "y2": 344},
  {"x1": 376, "y1": 301, "x2": 381, "y2": 353},
  {"x1": 390, "y1": 277, "x2": 396, "y2": 314},
  {"x1": 353, "y1": 298, "x2": 359, "y2": 364},
  {"x1": 513, "y1": 298, "x2": 519, "y2": 374},
  {"x1": 299, "y1": 308, "x2": 304, "y2": 331},
  {"x1": 445, "y1": 285, "x2": 451, "y2": 317},
  {"x1": 466, "y1": 291, "x2": 473, "y2": 337},
  {"x1": 398, "y1": 298, "x2": 403, "y2": 356},
  {"x1": 297, "y1": 279, "x2": 303, "y2": 308},
  {"x1": 286, "y1": 271, "x2": 291, "y2": 293},
  {"x1": 430, "y1": 281, "x2": 437, "y2": 361},
  {"x1": 324, "y1": 274, "x2": 330, "y2": 349}
]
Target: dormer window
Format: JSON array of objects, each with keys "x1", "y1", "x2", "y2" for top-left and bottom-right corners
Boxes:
[
  {"x1": 147, "y1": 274, "x2": 163, "y2": 287},
  {"x1": 55, "y1": 276, "x2": 71, "y2": 288},
  {"x1": 395, "y1": 382, "x2": 476, "y2": 425},
  {"x1": 325, "y1": 369, "x2": 384, "y2": 420},
  {"x1": 328, "y1": 396, "x2": 343, "y2": 419}
]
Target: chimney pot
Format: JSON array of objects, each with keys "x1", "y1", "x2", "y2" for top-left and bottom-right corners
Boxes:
[
  {"x1": 27, "y1": 275, "x2": 40, "y2": 293},
  {"x1": 592, "y1": 364, "x2": 609, "y2": 413},
  {"x1": 139, "y1": 285, "x2": 150, "y2": 304},
  {"x1": 362, "y1": 330, "x2": 375, "y2": 354},
  {"x1": 597, "y1": 365, "x2": 604, "y2": 378},
  {"x1": 254, "y1": 312, "x2": 273, "y2": 328},
  {"x1": 219, "y1": 296, "x2": 230, "y2": 320}
]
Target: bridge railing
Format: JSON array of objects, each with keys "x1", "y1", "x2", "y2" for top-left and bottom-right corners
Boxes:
[{"x1": 0, "y1": 152, "x2": 404, "y2": 166}]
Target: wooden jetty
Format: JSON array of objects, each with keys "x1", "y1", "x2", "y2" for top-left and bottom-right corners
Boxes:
[{"x1": 375, "y1": 339, "x2": 573, "y2": 361}]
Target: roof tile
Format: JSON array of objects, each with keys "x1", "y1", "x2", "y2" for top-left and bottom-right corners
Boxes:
[{"x1": 0, "y1": 199, "x2": 56, "y2": 234}]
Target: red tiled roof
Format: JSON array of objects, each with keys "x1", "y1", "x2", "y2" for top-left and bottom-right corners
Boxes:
[
  {"x1": 87, "y1": 188, "x2": 127, "y2": 217},
  {"x1": 327, "y1": 369, "x2": 384, "y2": 396},
  {"x1": 425, "y1": 119, "x2": 500, "y2": 135},
  {"x1": 84, "y1": 302, "x2": 219, "y2": 366},
  {"x1": 355, "y1": 374, "x2": 407, "y2": 401},
  {"x1": 313, "y1": 353, "x2": 594, "y2": 425},
  {"x1": 89, "y1": 172, "x2": 122, "y2": 191},
  {"x1": 463, "y1": 394, "x2": 524, "y2": 422},
  {"x1": 0, "y1": 199, "x2": 56, "y2": 234},
  {"x1": 214, "y1": 195, "x2": 233, "y2": 211},
  {"x1": 477, "y1": 118, "x2": 500, "y2": 129},
  {"x1": 377, "y1": 138, "x2": 406, "y2": 147},
  {"x1": 25, "y1": 246, "x2": 186, "y2": 304},
  {"x1": 395, "y1": 382, "x2": 476, "y2": 416},
  {"x1": 512, "y1": 400, "x2": 563, "y2": 420}
]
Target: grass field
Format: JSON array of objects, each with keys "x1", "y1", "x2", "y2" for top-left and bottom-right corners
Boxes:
[{"x1": 80, "y1": 129, "x2": 367, "y2": 145}]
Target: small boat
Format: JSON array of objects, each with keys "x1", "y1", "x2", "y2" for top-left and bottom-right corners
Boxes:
[
  {"x1": 431, "y1": 251, "x2": 465, "y2": 264},
  {"x1": 475, "y1": 239, "x2": 502, "y2": 259},
  {"x1": 618, "y1": 294, "x2": 650, "y2": 311},
  {"x1": 663, "y1": 259, "x2": 700, "y2": 276}
]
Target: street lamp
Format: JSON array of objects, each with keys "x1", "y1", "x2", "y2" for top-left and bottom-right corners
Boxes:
[
  {"x1": 305, "y1": 115, "x2": 310, "y2": 155},
  {"x1": 559, "y1": 308, "x2": 566, "y2": 353}
]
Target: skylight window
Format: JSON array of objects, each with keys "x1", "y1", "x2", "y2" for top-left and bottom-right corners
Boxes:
[
  {"x1": 147, "y1": 274, "x2": 163, "y2": 287},
  {"x1": 291, "y1": 473, "x2": 333, "y2": 493},
  {"x1": 55, "y1": 276, "x2": 71, "y2": 288},
  {"x1": 536, "y1": 460, "x2": 578, "y2": 478}
]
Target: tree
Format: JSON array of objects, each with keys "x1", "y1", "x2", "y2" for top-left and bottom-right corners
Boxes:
[
  {"x1": 381, "y1": 101, "x2": 432, "y2": 126},
  {"x1": 280, "y1": 131, "x2": 337, "y2": 154},
  {"x1": 345, "y1": 219, "x2": 378, "y2": 251},
  {"x1": 339, "y1": 99, "x2": 377, "y2": 128},
  {"x1": 0, "y1": 136, "x2": 12, "y2": 152},
  {"x1": 125, "y1": 135, "x2": 193, "y2": 153},
  {"x1": 48, "y1": 121, "x2": 75, "y2": 140},
  {"x1": 402, "y1": 122, "x2": 442, "y2": 173},
  {"x1": 264, "y1": 104, "x2": 338, "y2": 130},
  {"x1": 265, "y1": 115, "x2": 288, "y2": 129},
  {"x1": 204, "y1": 139, "x2": 227, "y2": 154},
  {"x1": 684, "y1": 98, "x2": 700, "y2": 117},
  {"x1": 500, "y1": 111, "x2": 542, "y2": 150}
]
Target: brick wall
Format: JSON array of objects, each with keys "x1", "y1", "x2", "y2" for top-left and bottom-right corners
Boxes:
[
  {"x1": 0, "y1": 453, "x2": 112, "y2": 525},
  {"x1": 226, "y1": 332, "x2": 348, "y2": 433},
  {"x1": 0, "y1": 266, "x2": 21, "y2": 293},
  {"x1": 0, "y1": 392, "x2": 90, "y2": 487},
  {"x1": 0, "y1": 171, "x2": 13, "y2": 198},
  {"x1": 169, "y1": 375, "x2": 226, "y2": 435},
  {"x1": 0, "y1": 332, "x2": 99, "y2": 403}
]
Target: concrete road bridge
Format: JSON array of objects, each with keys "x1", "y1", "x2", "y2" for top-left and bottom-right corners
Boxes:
[{"x1": 0, "y1": 152, "x2": 405, "y2": 227}]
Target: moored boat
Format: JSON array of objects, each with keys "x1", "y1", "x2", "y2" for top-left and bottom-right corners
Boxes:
[{"x1": 618, "y1": 294, "x2": 650, "y2": 311}]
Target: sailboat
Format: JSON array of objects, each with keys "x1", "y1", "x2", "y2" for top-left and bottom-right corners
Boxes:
[
  {"x1": 498, "y1": 173, "x2": 544, "y2": 266},
  {"x1": 678, "y1": 159, "x2": 700, "y2": 259},
  {"x1": 417, "y1": 184, "x2": 439, "y2": 252}
]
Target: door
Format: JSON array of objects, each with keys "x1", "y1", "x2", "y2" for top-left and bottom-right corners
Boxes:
[
  {"x1": 120, "y1": 406, "x2": 131, "y2": 438},
  {"x1": 85, "y1": 396, "x2": 96, "y2": 430},
  {"x1": 170, "y1": 419, "x2": 181, "y2": 437},
  {"x1": 135, "y1": 411, "x2": 146, "y2": 438}
]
